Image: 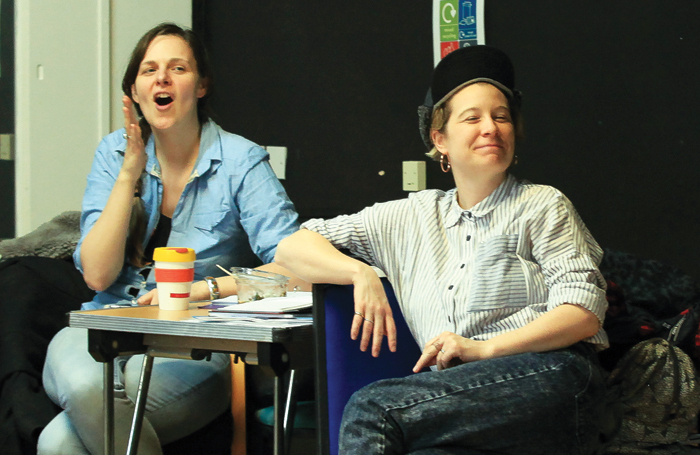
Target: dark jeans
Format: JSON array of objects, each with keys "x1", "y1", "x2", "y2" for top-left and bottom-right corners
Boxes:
[{"x1": 339, "y1": 344, "x2": 606, "y2": 455}]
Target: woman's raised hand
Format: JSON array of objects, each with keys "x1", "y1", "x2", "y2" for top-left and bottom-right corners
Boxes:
[
  {"x1": 121, "y1": 95, "x2": 147, "y2": 181},
  {"x1": 350, "y1": 265, "x2": 397, "y2": 357}
]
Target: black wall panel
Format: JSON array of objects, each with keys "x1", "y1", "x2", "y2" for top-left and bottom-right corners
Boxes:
[
  {"x1": 195, "y1": 1, "x2": 447, "y2": 221},
  {"x1": 196, "y1": 2, "x2": 700, "y2": 280},
  {"x1": 483, "y1": 2, "x2": 700, "y2": 280},
  {"x1": 0, "y1": 0, "x2": 15, "y2": 238}
]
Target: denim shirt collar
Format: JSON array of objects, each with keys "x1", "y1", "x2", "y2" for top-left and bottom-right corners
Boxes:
[
  {"x1": 192, "y1": 121, "x2": 223, "y2": 179},
  {"x1": 442, "y1": 173, "x2": 517, "y2": 229},
  {"x1": 115, "y1": 121, "x2": 222, "y2": 181}
]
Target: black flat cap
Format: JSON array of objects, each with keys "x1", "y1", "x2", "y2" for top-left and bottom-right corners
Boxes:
[
  {"x1": 432, "y1": 45, "x2": 515, "y2": 109},
  {"x1": 418, "y1": 45, "x2": 519, "y2": 149}
]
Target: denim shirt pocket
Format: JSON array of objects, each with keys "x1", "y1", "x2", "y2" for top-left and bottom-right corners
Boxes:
[
  {"x1": 194, "y1": 210, "x2": 229, "y2": 233},
  {"x1": 468, "y1": 234, "x2": 528, "y2": 311},
  {"x1": 191, "y1": 210, "x2": 236, "y2": 251}
]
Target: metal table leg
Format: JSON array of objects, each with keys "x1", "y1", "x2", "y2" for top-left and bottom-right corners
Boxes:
[
  {"x1": 283, "y1": 369, "x2": 298, "y2": 455},
  {"x1": 273, "y1": 375, "x2": 284, "y2": 455},
  {"x1": 126, "y1": 354, "x2": 155, "y2": 455},
  {"x1": 103, "y1": 360, "x2": 114, "y2": 455},
  {"x1": 256, "y1": 344, "x2": 299, "y2": 455},
  {"x1": 89, "y1": 329, "x2": 148, "y2": 455}
]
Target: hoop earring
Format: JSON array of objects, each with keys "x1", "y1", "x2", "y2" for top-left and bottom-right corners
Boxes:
[
  {"x1": 513, "y1": 155, "x2": 519, "y2": 166},
  {"x1": 440, "y1": 154, "x2": 451, "y2": 173}
]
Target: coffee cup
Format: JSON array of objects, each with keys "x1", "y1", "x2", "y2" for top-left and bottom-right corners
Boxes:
[{"x1": 153, "y1": 247, "x2": 196, "y2": 311}]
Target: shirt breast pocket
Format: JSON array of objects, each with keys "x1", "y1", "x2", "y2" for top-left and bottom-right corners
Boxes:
[{"x1": 468, "y1": 234, "x2": 528, "y2": 311}]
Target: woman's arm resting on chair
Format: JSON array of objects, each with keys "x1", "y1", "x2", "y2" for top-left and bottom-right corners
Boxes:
[{"x1": 275, "y1": 229, "x2": 397, "y2": 357}]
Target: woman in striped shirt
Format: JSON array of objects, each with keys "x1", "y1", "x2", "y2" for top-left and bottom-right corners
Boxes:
[{"x1": 276, "y1": 46, "x2": 608, "y2": 454}]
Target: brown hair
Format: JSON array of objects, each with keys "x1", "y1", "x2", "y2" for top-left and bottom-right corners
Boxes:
[{"x1": 121, "y1": 23, "x2": 213, "y2": 266}]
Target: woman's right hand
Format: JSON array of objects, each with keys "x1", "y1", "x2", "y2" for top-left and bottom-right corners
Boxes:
[
  {"x1": 80, "y1": 96, "x2": 147, "y2": 291},
  {"x1": 274, "y1": 230, "x2": 397, "y2": 356},
  {"x1": 121, "y1": 95, "x2": 147, "y2": 181},
  {"x1": 350, "y1": 265, "x2": 397, "y2": 357}
]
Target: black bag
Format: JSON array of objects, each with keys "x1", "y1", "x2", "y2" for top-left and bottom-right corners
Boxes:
[
  {"x1": 0, "y1": 257, "x2": 95, "y2": 455},
  {"x1": 598, "y1": 249, "x2": 700, "y2": 371},
  {"x1": 604, "y1": 338, "x2": 700, "y2": 454}
]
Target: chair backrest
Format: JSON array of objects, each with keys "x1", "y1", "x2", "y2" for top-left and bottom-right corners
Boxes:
[{"x1": 313, "y1": 279, "x2": 422, "y2": 455}]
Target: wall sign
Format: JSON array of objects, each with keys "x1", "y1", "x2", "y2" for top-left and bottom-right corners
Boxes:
[{"x1": 433, "y1": 0, "x2": 485, "y2": 66}]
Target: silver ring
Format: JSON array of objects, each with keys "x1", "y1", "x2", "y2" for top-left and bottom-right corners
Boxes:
[
  {"x1": 440, "y1": 349, "x2": 445, "y2": 354},
  {"x1": 123, "y1": 133, "x2": 130, "y2": 140},
  {"x1": 364, "y1": 318, "x2": 374, "y2": 324},
  {"x1": 354, "y1": 311, "x2": 364, "y2": 318}
]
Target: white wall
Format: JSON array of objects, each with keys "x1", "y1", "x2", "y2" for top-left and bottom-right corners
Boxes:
[
  {"x1": 14, "y1": 0, "x2": 191, "y2": 236},
  {"x1": 15, "y1": 0, "x2": 109, "y2": 235}
]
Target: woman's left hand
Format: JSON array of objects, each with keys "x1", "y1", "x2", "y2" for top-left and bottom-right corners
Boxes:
[
  {"x1": 413, "y1": 332, "x2": 493, "y2": 372},
  {"x1": 136, "y1": 280, "x2": 211, "y2": 306},
  {"x1": 136, "y1": 289, "x2": 159, "y2": 305}
]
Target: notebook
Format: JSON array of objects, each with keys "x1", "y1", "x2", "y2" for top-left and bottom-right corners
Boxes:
[{"x1": 210, "y1": 291, "x2": 312, "y2": 314}]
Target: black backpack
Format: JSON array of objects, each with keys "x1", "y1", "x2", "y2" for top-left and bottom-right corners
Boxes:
[{"x1": 598, "y1": 249, "x2": 700, "y2": 371}]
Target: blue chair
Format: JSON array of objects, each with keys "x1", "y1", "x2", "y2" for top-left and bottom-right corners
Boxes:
[{"x1": 313, "y1": 279, "x2": 423, "y2": 455}]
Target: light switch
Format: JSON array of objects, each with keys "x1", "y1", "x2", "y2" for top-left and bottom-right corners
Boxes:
[
  {"x1": 402, "y1": 161, "x2": 426, "y2": 191},
  {"x1": 0, "y1": 134, "x2": 14, "y2": 161},
  {"x1": 266, "y1": 146, "x2": 287, "y2": 180}
]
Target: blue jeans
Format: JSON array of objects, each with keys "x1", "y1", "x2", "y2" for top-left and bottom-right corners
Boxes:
[
  {"x1": 339, "y1": 344, "x2": 606, "y2": 455},
  {"x1": 38, "y1": 327, "x2": 231, "y2": 455}
]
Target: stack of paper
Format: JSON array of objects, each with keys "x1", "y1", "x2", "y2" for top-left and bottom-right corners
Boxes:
[
  {"x1": 190, "y1": 314, "x2": 312, "y2": 326},
  {"x1": 211, "y1": 291, "x2": 312, "y2": 314}
]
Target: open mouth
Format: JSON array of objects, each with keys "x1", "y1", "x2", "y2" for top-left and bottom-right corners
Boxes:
[{"x1": 155, "y1": 94, "x2": 173, "y2": 107}]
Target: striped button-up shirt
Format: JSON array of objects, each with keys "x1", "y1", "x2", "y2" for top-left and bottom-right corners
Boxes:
[{"x1": 302, "y1": 174, "x2": 609, "y2": 350}]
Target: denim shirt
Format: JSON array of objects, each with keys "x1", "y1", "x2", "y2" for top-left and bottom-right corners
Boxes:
[{"x1": 75, "y1": 121, "x2": 299, "y2": 308}]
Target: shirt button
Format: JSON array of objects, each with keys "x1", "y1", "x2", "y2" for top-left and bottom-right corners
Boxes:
[
  {"x1": 466, "y1": 235, "x2": 471, "y2": 241},
  {"x1": 448, "y1": 285, "x2": 454, "y2": 290},
  {"x1": 460, "y1": 264, "x2": 465, "y2": 269},
  {"x1": 448, "y1": 316, "x2": 452, "y2": 323}
]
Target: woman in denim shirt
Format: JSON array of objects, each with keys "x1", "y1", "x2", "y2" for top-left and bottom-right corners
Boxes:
[
  {"x1": 276, "y1": 46, "x2": 608, "y2": 454},
  {"x1": 39, "y1": 23, "x2": 300, "y2": 454}
]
